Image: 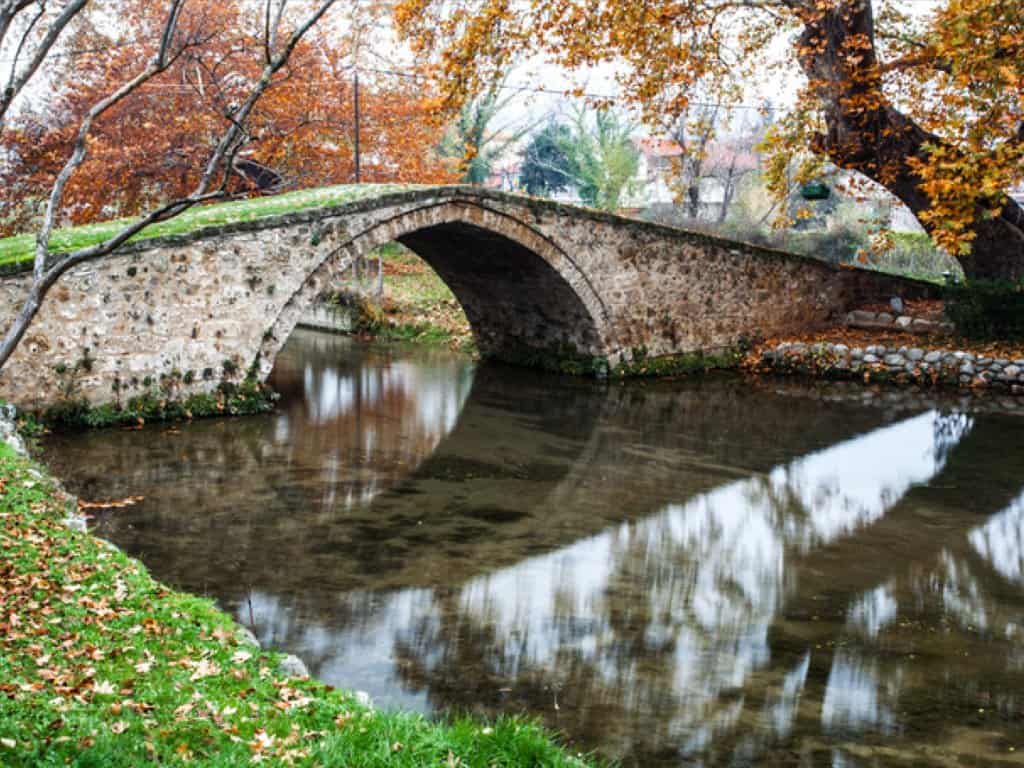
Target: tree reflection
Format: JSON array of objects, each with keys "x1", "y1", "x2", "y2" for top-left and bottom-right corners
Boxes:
[{"x1": 39, "y1": 333, "x2": 1024, "y2": 767}]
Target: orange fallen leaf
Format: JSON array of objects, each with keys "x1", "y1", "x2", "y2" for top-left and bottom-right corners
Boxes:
[{"x1": 77, "y1": 496, "x2": 144, "y2": 510}]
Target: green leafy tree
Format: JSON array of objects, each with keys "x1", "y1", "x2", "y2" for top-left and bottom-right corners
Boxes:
[
  {"x1": 519, "y1": 122, "x2": 574, "y2": 196},
  {"x1": 560, "y1": 109, "x2": 640, "y2": 212},
  {"x1": 441, "y1": 79, "x2": 531, "y2": 184}
]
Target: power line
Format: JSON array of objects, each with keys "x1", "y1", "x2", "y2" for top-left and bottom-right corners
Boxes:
[
  {"x1": 113, "y1": 63, "x2": 769, "y2": 113},
  {"x1": 2, "y1": 36, "x2": 771, "y2": 112},
  {"x1": 354, "y1": 64, "x2": 772, "y2": 111}
]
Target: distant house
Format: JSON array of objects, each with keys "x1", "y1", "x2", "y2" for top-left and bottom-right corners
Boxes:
[
  {"x1": 485, "y1": 156, "x2": 522, "y2": 192},
  {"x1": 631, "y1": 137, "x2": 684, "y2": 207},
  {"x1": 630, "y1": 136, "x2": 760, "y2": 220}
]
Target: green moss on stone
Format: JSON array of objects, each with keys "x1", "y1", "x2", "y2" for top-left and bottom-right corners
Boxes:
[
  {"x1": 613, "y1": 346, "x2": 745, "y2": 378},
  {"x1": 36, "y1": 378, "x2": 277, "y2": 431}
]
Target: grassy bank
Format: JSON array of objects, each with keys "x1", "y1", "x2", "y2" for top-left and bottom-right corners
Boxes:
[
  {"x1": 0, "y1": 184, "x2": 412, "y2": 270},
  {"x1": 0, "y1": 442, "x2": 595, "y2": 767},
  {"x1": 344, "y1": 243, "x2": 476, "y2": 354}
]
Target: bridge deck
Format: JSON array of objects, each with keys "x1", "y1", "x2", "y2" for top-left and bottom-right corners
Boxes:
[{"x1": 0, "y1": 184, "x2": 872, "y2": 278}]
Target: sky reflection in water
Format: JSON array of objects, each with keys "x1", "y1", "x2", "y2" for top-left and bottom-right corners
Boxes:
[{"x1": 41, "y1": 329, "x2": 1024, "y2": 767}]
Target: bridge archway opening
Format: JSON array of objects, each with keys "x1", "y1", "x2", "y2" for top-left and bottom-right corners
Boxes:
[
  {"x1": 260, "y1": 204, "x2": 609, "y2": 379},
  {"x1": 337, "y1": 240, "x2": 473, "y2": 350},
  {"x1": 393, "y1": 221, "x2": 603, "y2": 363}
]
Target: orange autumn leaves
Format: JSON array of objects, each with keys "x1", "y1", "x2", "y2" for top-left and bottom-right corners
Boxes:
[
  {"x1": 395, "y1": 0, "x2": 1023, "y2": 271},
  {"x1": 0, "y1": 0, "x2": 457, "y2": 236},
  {"x1": 898, "y1": 0, "x2": 1024, "y2": 256}
]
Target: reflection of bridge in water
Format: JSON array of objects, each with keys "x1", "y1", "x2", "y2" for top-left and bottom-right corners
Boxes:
[{"x1": 41, "y1": 339, "x2": 1024, "y2": 767}]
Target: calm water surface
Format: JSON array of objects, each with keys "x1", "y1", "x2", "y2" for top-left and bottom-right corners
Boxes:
[{"x1": 42, "y1": 328, "x2": 1024, "y2": 766}]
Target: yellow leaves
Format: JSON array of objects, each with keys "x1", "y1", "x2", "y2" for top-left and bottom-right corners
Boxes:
[
  {"x1": 211, "y1": 626, "x2": 234, "y2": 643},
  {"x1": 77, "y1": 496, "x2": 144, "y2": 510},
  {"x1": 140, "y1": 616, "x2": 162, "y2": 635},
  {"x1": 249, "y1": 728, "x2": 275, "y2": 754},
  {"x1": 274, "y1": 684, "x2": 313, "y2": 711},
  {"x1": 906, "y1": 139, "x2": 1022, "y2": 257}
]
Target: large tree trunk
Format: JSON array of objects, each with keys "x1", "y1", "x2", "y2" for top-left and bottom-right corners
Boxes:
[{"x1": 797, "y1": 0, "x2": 1024, "y2": 281}]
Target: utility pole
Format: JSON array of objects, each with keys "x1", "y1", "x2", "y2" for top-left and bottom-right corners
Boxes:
[{"x1": 353, "y1": 70, "x2": 361, "y2": 184}]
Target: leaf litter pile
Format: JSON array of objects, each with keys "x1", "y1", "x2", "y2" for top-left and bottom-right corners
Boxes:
[{"x1": 0, "y1": 443, "x2": 595, "y2": 767}]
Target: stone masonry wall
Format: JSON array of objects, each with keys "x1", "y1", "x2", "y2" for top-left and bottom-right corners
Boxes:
[{"x1": 0, "y1": 187, "x2": 936, "y2": 409}]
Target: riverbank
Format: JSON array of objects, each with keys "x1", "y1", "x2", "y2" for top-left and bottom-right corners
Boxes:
[
  {"x1": 326, "y1": 243, "x2": 476, "y2": 355},
  {"x1": 748, "y1": 326, "x2": 1024, "y2": 397},
  {"x1": 0, "y1": 440, "x2": 595, "y2": 767}
]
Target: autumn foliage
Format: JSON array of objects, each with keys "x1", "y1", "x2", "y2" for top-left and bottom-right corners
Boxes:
[
  {"x1": 395, "y1": 0, "x2": 1024, "y2": 280},
  {"x1": 0, "y1": 0, "x2": 456, "y2": 236}
]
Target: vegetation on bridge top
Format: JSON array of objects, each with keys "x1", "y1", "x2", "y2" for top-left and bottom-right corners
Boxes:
[{"x1": 0, "y1": 184, "x2": 415, "y2": 272}]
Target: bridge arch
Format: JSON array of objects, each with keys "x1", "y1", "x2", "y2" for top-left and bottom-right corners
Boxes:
[{"x1": 256, "y1": 199, "x2": 612, "y2": 379}]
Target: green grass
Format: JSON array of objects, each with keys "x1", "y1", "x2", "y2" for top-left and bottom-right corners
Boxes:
[
  {"x1": 0, "y1": 442, "x2": 599, "y2": 767},
  {"x1": 344, "y1": 243, "x2": 477, "y2": 354},
  {"x1": 0, "y1": 184, "x2": 417, "y2": 270}
]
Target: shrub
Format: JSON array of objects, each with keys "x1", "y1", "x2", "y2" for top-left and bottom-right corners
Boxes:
[{"x1": 944, "y1": 280, "x2": 1024, "y2": 340}]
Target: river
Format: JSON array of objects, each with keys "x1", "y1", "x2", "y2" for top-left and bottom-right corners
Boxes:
[{"x1": 41, "y1": 327, "x2": 1024, "y2": 766}]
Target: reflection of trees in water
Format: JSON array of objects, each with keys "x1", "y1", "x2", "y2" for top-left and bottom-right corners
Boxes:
[
  {"x1": 381, "y1": 410, "x2": 1024, "y2": 765},
  {"x1": 222, "y1": 396, "x2": 1024, "y2": 766},
  {"x1": 41, "y1": 335, "x2": 1024, "y2": 766},
  {"x1": 969, "y1": 491, "x2": 1024, "y2": 586},
  {"x1": 384, "y1": 546, "x2": 1024, "y2": 765},
  {"x1": 933, "y1": 411, "x2": 973, "y2": 466},
  {"x1": 271, "y1": 331, "x2": 475, "y2": 507}
]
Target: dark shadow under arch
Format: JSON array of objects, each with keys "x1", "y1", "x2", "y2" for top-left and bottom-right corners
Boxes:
[{"x1": 396, "y1": 221, "x2": 603, "y2": 364}]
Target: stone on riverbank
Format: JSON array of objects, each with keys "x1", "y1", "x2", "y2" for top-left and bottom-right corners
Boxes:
[
  {"x1": 757, "y1": 340, "x2": 1024, "y2": 397},
  {"x1": 278, "y1": 653, "x2": 311, "y2": 678}
]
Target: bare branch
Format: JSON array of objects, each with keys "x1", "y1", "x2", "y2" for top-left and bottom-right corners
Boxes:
[
  {"x1": 878, "y1": 49, "x2": 951, "y2": 75},
  {"x1": 263, "y1": 0, "x2": 273, "y2": 65},
  {"x1": 4, "y1": 1, "x2": 45, "y2": 97},
  {"x1": 264, "y1": 0, "x2": 287, "y2": 66},
  {"x1": 33, "y1": 0, "x2": 190, "y2": 281},
  {"x1": 0, "y1": 1, "x2": 40, "y2": 52},
  {"x1": 0, "y1": 0, "x2": 340, "y2": 372},
  {"x1": 0, "y1": 0, "x2": 90, "y2": 129},
  {"x1": 196, "y1": 0, "x2": 337, "y2": 195}
]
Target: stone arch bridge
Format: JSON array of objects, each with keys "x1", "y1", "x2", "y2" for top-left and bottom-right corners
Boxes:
[{"x1": 0, "y1": 186, "x2": 929, "y2": 408}]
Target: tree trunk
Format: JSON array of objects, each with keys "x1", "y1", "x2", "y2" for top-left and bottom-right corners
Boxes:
[
  {"x1": 0, "y1": 280, "x2": 47, "y2": 372},
  {"x1": 687, "y1": 180, "x2": 701, "y2": 219},
  {"x1": 717, "y1": 180, "x2": 733, "y2": 224},
  {"x1": 798, "y1": 0, "x2": 1024, "y2": 281}
]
